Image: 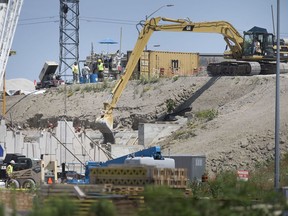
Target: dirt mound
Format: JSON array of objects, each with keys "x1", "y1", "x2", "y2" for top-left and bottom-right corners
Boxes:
[{"x1": 3, "y1": 75, "x2": 288, "y2": 174}]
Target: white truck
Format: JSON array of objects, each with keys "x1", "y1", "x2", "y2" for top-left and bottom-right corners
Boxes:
[{"x1": 35, "y1": 61, "x2": 64, "y2": 89}]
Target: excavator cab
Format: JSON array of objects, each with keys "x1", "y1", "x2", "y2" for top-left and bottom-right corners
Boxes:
[{"x1": 242, "y1": 31, "x2": 275, "y2": 58}]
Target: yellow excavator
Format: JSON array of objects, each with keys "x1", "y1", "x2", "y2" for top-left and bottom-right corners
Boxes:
[{"x1": 96, "y1": 17, "x2": 288, "y2": 143}]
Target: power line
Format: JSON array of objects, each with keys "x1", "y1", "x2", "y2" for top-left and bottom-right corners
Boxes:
[
  {"x1": 80, "y1": 18, "x2": 137, "y2": 26},
  {"x1": 18, "y1": 15, "x2": 59, "y2": 25},
  {"x1": 18, "y1": 20, "x2": 59, "y2": 26},
  {"x1": 17, "y1": 19, "x2": 137, "y2": 26},
  {"x1": 80, "y1": 16, "x2": 138, "y2": 23},
  {"x1": 79, "y1": 16, "x2": 138, "y2": 26},
  {"x1": 19, "y1": 16, "x2": 58, "y2": 21},
  {"x1": 17, "y1": 15, "x2": 138, "y2": 26}
]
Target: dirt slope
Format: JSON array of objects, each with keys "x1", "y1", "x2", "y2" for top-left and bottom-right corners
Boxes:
[{"x1": 3, "y1": 75, "x2": 288, "y2": 174}]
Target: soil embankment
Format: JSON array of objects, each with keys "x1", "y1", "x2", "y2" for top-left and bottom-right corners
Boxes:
[{"x1": 3, "y1": 75, "x2": 288, "y2": 173}]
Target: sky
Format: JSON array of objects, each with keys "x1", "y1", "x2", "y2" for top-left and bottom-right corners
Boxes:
[{"x1": 5, "y1": 0, "x2": 288, "y2": 81}]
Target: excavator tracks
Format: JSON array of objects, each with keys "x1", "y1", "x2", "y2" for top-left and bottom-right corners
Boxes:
[
  {"x1": 259, "y1": 62, "x2": 288, "y2": 75},
  {"x1": 207, "y1": 61, "x2": 261, "y2": 76},
  {"x1": 207, "y1": 61, "x2": 288, "y2": 76}
]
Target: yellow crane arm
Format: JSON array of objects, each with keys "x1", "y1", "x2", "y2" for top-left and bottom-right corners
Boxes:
[
  {"x1": 96, "y1": 17, "x2": 244, "y2": 143},
  {"x1": 153, "y1": 17, "x2": 243, "y2": 59}
]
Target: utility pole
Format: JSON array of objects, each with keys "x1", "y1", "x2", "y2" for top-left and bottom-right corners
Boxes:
[
  {"x1": 274, "y1": 0, "x2": 280, "y2": 191},
  {"x1": 145, "y1": 4, "x2": 174, "y2": 51}
]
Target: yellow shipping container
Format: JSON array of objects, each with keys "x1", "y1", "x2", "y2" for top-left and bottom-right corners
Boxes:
[{"x1": 140, "y1": 50, "x2": 199, "y2": 78}]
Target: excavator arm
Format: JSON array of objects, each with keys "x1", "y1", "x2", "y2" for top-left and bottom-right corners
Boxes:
[
  {"x1": 95, "y1": 17, "x2": 245, "y2": 143},
  {"x1": 152, "y1": 17, "x2": 243, "y2": 59},
  {"x1": 95, "y1": 17, "x2": 161, "y2": 143}
]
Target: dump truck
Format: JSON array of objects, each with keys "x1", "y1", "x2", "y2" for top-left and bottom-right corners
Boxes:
[{"x1": 35, "y1": 61, "x2": 64, "y2": 90}]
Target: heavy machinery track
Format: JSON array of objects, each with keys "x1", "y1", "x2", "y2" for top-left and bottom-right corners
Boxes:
[
  {"x1": 207, "y1": 61, "x2": 261, "y2": 76},
  {"x1": 207, "y1": 61, "x2": 288, "y2": 76}
]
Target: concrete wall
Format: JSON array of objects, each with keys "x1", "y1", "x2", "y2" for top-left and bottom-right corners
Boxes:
[
  {"x1": 138, "y1": 122, "x2": 183, "y2": 147},
  {"x1": 0, "y1": 119, "x2": 191, "y2": 175},
  {"x1": 0, "y1": 121, "x2": 110, "y2": 174}
]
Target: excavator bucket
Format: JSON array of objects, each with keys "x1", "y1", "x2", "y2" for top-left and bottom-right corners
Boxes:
[{"x1": 95, "y1": 114, "x2": 115, "y2": 144}]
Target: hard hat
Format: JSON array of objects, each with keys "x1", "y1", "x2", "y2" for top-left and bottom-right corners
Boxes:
[
  {"x1": 98, "y1": 59, "x2": 102, "y2": 62},
  {"x1": 10, "y1": 160, "x2": 15, "y2": 164}
]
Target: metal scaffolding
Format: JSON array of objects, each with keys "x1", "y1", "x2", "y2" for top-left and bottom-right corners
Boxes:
[{"x1": 58, "y1": 0, "x2": 79, "y2": 80}]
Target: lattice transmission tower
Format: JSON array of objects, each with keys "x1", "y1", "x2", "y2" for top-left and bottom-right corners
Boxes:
[{"x1": 58, "y1": 0, "x2": 79, "y2": 80}]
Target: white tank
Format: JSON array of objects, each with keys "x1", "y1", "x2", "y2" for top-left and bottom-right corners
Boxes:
[
  {"x1": 124, "y1": 157, "x2": 175, "y2": 169},
  {"x1": 283, "y1": 38, "x2": 288, "y2": 46}
]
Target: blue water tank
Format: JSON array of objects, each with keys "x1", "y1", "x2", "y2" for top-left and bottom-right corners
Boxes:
[
  {"x1": 90, "y1": 74, "x2": 98, "y2": 83},
  {"x1": 0, "y1": 145, "x2": 3, "y2": 157},
  {"x1": 79, "y1": 76, "x2": 84, "y2": 84}
]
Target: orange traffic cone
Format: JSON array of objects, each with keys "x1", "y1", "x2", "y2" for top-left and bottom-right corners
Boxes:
[{"x1": 48, "y1": 177, "x2": 53, "y2": 184}]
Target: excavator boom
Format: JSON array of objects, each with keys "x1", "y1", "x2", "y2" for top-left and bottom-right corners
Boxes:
[{"x1": 153, "y1": 17, "x2": 244, "y2": 59}]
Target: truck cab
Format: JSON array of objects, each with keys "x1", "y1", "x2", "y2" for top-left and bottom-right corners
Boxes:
[
  {"x1": 0, "y1": 154, "x2": 42, "y2": 188},
  {"x1": 0, "y1": 153, "x2": 26, "y2": 179}
]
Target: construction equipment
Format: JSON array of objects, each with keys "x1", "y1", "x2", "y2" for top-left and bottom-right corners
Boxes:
[
  {"x1": 0, "y1": 153, "x2": 42, "y2": 189},
  {"x1": 35, "y1": 61, "x2": 64, "y2": 90},
  {"x1": 0, "y1": 0, "x2": 23, "y2": 85},
  {"x1": 67, "y1": 146, "x2": 175, "y2": 184},
  {"x1": 95, "y1": 17, "x2": 288, "y2": 143},
  {"x1": 85, "y1": 50, "x2": 124, "y2": 80}
]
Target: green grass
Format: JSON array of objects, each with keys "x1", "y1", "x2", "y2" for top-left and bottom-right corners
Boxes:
[
  {"x1": 170, "y1": 109, "x2": 218, "y2": 140},
  {"x1": 165, "y1": 98, "x2": 176, "y2": 113},
  {"x1": 195, "y1": 109, "x2": 218, "y2": 121},
  {"x1": 88, "y1": 199, "x2": 116, "y2": 216},
  {"x1": 137, "y1": 75, "x2": 160, "y2": 85},
  {"x1": 172, "y1": 129, "x2": 197, "y2": 140},
  {"x1": 172, "y1": 75, "x2": 179, "y2": 82},
  {"x1": 29, "y1": 196, "x2": 79, "y2": 216},
  {"x1": 56, "y1": 81, "x2": 113, "y2": 96},
  {"x1": 0, "y1": 203, "x2": 4, "y2": 216}
]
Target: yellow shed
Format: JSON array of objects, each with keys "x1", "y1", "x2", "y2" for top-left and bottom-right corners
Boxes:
[{"x1": 139, "y1": 50, "x2": 199, "y2": 78}]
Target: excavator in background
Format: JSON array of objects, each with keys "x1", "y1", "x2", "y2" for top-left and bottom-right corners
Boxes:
[{"x1": 95, "y1": 17, "x2": 288, "y2": 144}]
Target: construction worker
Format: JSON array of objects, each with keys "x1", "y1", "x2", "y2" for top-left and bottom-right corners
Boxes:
[
  {"x1": 72, "y1": 62, "x2": 79, "y2": 84},
  {"x1": 82, "y1": 63, "x2": 90, "y2": 83},
  {"x1": 6, "y1": 160, "x2": 15, "y2": 178},
  {"x1": 97, "y1": 59, "x2": 104, "y2": 82},
  {"x1": 253, "y1": 37, "x2": 261, "y2": 55}
]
